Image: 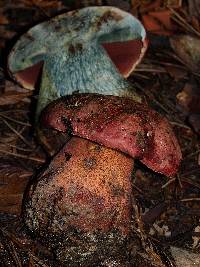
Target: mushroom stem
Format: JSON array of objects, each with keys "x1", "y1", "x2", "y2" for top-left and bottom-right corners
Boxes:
[
  {"x1": 25, "y1": 136, "x2": 134, "y2": 236},
  {"x1": 36, "y1": 42, "x2": 141, "y2": 117},
  {"x1": 8, "y1": 6, "x2": 147, "y2": 119}
]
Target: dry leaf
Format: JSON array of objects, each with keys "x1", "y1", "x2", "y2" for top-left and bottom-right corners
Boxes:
[
  {"x1": 142, "y1": 10, "x2": 174, "y2": 35},
  {"x1": 0, "y1": 91, "x2": 32, "y2": 105},
  {"x1": 0, "y1": 162, "x2": 32, "y2": 214},
  {"x1": 188, "y1": 0, "x2": 200, "y2": 18},
  {"x1": 192, "y1": 223, "x2": 200, "y2": 248},
  {"x1": 191, "y1": 16, "x2": 200, "y2": 32},
  {"x1": 163, "y1": 0, "x2": 182, "y2": 8},
  {"x1": 21, "y1": 0, "x2": 63, "y2": 9},
  {"x1": 0, "y1": 81, "x2": 32, "y2": 106},
  {"x1": 0, "y1": 14, "x2": 9, "y2": 25},
  {"x1": 188, "y1": 114, "x2": 200, "y2": 135},
  {"x1": 170, "y1": 35, "x2": 200, "y2": 72},
  {"x1": 134, "y1": 0, "x2": 162, "y2": 13},
  {"x1": 177, "y1": 83, "x2": 200, "y2": 135},
  {"x1": 165, "y1": 65, "x2": 187, "y2": 80},
  {"x1": 176, "y1": 83, "x2": 200, "y2": 114},
  {"x1": 170, "y1": 246, "x2": 200, "y2": 267},
  {"x1": 75, "y1": 0, "x2": 130, "y2": 11}
]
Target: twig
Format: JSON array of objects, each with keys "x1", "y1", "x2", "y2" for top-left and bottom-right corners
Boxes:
[
  {"x1": 0, "y1": 109, "x2": 28, "y2": 114},
  {"x1": 0, "y1": 149, "x2": 45, "y2": 163},
  {"x1": 131, "y1": 73, "x2": 151, "y2": 79},
  {"x1": 162, "y1": 177, "x2": 176, "y2": 189},
  {"x1": 0, "y1": 113, "x2": 31, "y2": 126},
  {"x1": 180, "y1": 177, "x2": 200, "y2": 190},
  {"x1": 9, "y1": 240, "x2": 23, "y2": 267},
  {"x1": 3, "y1": 119, "x2": 33, "y2": 148},
  {"x1": 169, "y1": 7, "x2": 200, "y2": 37},
  {"x1": 3, "y1": 143, "x2": 34, "y2": 152},
  {"x1": 157, "y1": 51, "x2": 200, "y2": 77},
  {"x1": 185, "y1": 149, "x2": 200, "y2": 159},
  {"x1": 176, "y1": 174, "x2": 183, "y2": 188},
  {"x1": 180, "y1": 167, "x2": 200, "y2": 177},
  {"x1": 181, "y1": 198, "x2": 200, "y2": 202},
  {"x1": 30, "y1": 0, "x2": 50, "y2": 18},
  {"x1": 160, "y1": 62, "x2": 186, "y2": 69},
  {"x1": 131, "y1": 197, "x2": 165, "y2": 267},
  {"x1": 135, "y1": 83, "x2": 170, "y2": 114},
  {"x1": 132, "y1": 183, "x2": 144, "y2": 194},
  {"x1": 0, "y1": 229, "x2": 23, "y2": 267},
  {"x1": 135, "y1": 68, "x2": 166, "y2": 73},
  {"x1": 29, "y1": 253, "x2": 50, "y2": 267},
  {"x1": 170, "y1": 121, "x2": 191, "y2": 130},
  {"x1": 1, "y1": 229, "x2": 31, "y2": 251}
]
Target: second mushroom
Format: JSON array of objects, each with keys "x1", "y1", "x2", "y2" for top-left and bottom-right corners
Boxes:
[
  {"x1": 8, "y1": 6, "x2": 147, "y2": 119},
  {"x1": 24, "y1": 93, "x2": 182, "y2": 264}
]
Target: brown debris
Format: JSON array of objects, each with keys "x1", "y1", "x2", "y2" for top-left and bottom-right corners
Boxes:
[
  {"x1": 170, "y1": 35, "x2": 200, "y2": 72},
  {"x1": 0, "y1": 162, "x2": 32, "y2": 214},
  {"x1": 177, "y1": 83, "x2": 200, "y2": 135},
  {"x1": 170, "y1": 246, "x2": 200, "y2": 267}
]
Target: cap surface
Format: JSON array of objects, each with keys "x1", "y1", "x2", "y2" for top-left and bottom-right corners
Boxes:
[
  {"x1": 8, "y1": 6, "x2": 147, "y2": 116},
  {"x1": 41, "y1": 93, "x2": 182, "y2": 176}
]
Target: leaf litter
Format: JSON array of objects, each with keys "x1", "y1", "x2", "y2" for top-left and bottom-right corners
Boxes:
[{"x1": 0, "y1": 0, "x2": 199, "y2": 266}]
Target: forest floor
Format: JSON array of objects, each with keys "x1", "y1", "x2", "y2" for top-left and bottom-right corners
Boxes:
[{"x1": 0, "y1": 1, "x2": 200, "y2": 266}]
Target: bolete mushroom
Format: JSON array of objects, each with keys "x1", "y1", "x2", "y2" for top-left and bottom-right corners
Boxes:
[
  {"x1": 25, "y1": 137, "x2": 134, "y2": 264},
  {"x1": 24, "y1": 94, "x2": 182, "y2": 264},
  {"x1": 8, "y1": 6, "x2": 147, "y2": 118},
  {"x1": 41, "y1": 93, "x2": 182, "y2": 176}
]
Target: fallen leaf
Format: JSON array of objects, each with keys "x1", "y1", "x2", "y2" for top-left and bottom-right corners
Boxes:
[
  {"x1": 192, "y1": 223, "x2": 200, "y2": 248},
  {"x1": 21, "y1": 0, "x2": 63, "y2": 9},
  {"x1": 0, "y1": 14, "x2": 9, "y2": 25},
  {"x1": 188, "y1": 114, "x2": 200, "y2": 135},
  {"x1": 75, "y1": 0, "x2": 130, "y2": 11},
  {"x1": 170, "y1": 246, "x2": 200, "y2": 267},
  {"x1": 170, "y1": 34, "x2": 200, "y2": 72},
  {"x1": 163, "y1": 0, "x2": 182, "y2": 8},
  {"x1": 0, "y1": 81, "x2": 32, "y2": 105},
  {"x1": 176, "y1": 83, "x2": 200, "y2": 114},
  {"x1": 165, "y1": 65, "x2": 187, "y2": 80},
  {"x1": 176, "y1": 83, "x2": 200, "y2": 135},
  {"x1": 133, "y1": 0, "x2": 162, "y2": 13},
  {"x1": 191, "y1": 16, "x2": 200, "y2": 32},
  {"x1": 142, "y1": 10, "x2": 174, "y2": 35},
  {"x1": 0, "y1": 91, "x2": 32, "y2": 105},
  {"x1": 142, "y1": 202, "x2": 167, "y2": 225},
  {"x1": 188, "y1": 0, "x2": 200, "y2": 19},
  {"x1": 0, "y1": 162, "x2": 32, "y2": 214},
  {"x1": 106, "y1": 0, "x2": 130, "y2": 11},
  {"x1": 0, "y1": 194, "x2": 24, "y2": 214}
]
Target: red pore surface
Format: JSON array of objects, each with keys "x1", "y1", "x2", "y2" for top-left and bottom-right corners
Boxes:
[
  {"x1": 25, "y1": 137, "x2": 133, "y2": 236},
  {"x1": 13, "y1": 61, "x2": 43, "y2": 89},
  {"x1": 102, "y1": 39, "x2": 146, "y2": 77},
  {"x1": 41, "y1": 94, "x2": 182, "y2": 176}
]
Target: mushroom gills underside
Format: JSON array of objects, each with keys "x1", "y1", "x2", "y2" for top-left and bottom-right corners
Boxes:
[{"x1": 8, "y1": 6, "x2": 147, "y2": 118}]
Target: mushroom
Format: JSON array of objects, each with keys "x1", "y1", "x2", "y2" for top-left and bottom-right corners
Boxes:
[
  {"x1": 24, "y1": 93, "x2": 182, "y2": 264},
  {"x1": 25, "y1": 137, "x2": 134, "y2": 264},
  {"x1": 41, "y1": 93, "x2": 182, "y2": 176},
  {"x1": 8, "y1": 6, "x2": 147, "y2": 119},
  {"x1": 25, "y1": 136, "x2": 133, "y2": 234}
]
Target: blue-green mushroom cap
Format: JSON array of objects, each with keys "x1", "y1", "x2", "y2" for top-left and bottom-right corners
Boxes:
[{"x1": 8, "y1": 6, "x2": 147, "y2": 118}]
